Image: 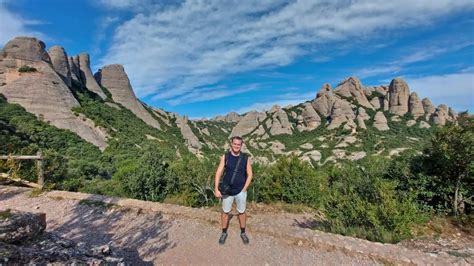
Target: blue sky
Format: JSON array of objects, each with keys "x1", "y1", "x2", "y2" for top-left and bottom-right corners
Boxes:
[{"x1": 1, "y1": 0, "x2": 473, "y2": 119}]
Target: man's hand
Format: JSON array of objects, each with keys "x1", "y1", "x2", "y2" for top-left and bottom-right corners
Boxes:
[{"x1": 214, "y1": 188, "x2": 222, "y2": 198}]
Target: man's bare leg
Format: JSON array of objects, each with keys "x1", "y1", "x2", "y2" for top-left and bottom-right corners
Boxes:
[
  {"x1": 238, "y1": 212, "x2": 246, "y2": 228},
  {"x1": 238, "y1": 212, "x2": 249, "y2": 244},
  {"x1": 221, "y1": 212, "x2": 230, "y2": 230}
]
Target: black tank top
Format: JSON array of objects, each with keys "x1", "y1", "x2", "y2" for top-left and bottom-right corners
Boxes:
[{"x1": 222, "y1": 152, "x2": 248, "y2": 196}]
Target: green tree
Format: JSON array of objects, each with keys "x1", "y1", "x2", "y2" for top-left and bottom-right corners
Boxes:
[
  {"x1": 424, "y1": 112, "x2": 474, "y2": 215},
  {"x1": 117, "y1": 145, "x2": 173, "y2": 201}
]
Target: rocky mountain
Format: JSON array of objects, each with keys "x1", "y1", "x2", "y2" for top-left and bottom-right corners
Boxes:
[
  {"x1": 0, "y1": 37, "x2": 108, "y2": 150},
  {"x1": 0, "y1": 36, "x2": 460, "y2": 164}
]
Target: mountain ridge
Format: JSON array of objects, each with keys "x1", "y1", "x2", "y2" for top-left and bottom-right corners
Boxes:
[{"x1": 0, "y1": 36, "x2": 459, "y2": 163}]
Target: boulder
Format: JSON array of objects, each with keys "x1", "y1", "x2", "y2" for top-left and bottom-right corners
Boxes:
[
  {"x1": 370, "y1": 97, "x2": 382, "y2": 110},
  {"x1": 2, "y1": 37, "x2": 51, "y2": 62},
  {"x1": 95, "y1": 64, "x2": 161, "y2": 129},
  {"x1": 333, "y1": 77, "x2": 373, "y2": 109},
  {"x1": 299, "y1": 143, "x2": 314, "y2": 149},
  {"x1": 269, "y1": 109, "x2": 293, "y2": 135},
  {"x1": 201, "y1": 127, "x2": 210, "y2": 136},
  {"x1": 391, "y1": 115, "x2": 401, "y2": 122},
  {"x1": 419, "y1": 121, "x2": 431, "y2": 128},
  {"x1": 301, "y1": 150, "x2": 322, "y2": 162},
  {"x1": 312, "y1": 83, "x2": 335, "y2": 117},
  {"x1": 421, "y1": 97, "x2": 435, "y2": 120},
  {"x1": 373, "y1": 111, "x2": 389, "y2": 131},
  {"x1": 327, "y1": 99, "x2": 355, "y2": 129},
  {"x1": 301, "y1": 103, "x2": 321, "y2": 130},
  {"x1": 48, "y1": 46, "x2": 71, "y2": 87},
  {"x1": 432, "y1": 104, "x2": 449, "y2": 126},
  {"x1": 388, "y1": 78, "x2": 410, "y2": 116},
  {"x1": 406, "y1": 120, "x2": 416, "y2": 127},
  {"x1": 78, "y1": 53, "x2": 107, "y2": 99},
  {"x1": 408, "y1": 92, "x2": 424, "y2": 119},
  {"x1": 347, "y1": 151, "x2": 366, "y2": 161},
  {"x1": 357, "y1": 107, "x2": 370, "y2": 120},
  {"x1": 269, "y1": 141, "x2": 285, "y2": 154}
]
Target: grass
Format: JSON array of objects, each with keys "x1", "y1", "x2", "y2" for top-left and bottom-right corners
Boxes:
[
  {"x1": 0, "y1": 209, "x2": 12, "y2": 220},
  {"x1": 28, "y1": 188, "x2": 44, "y2": 197}
]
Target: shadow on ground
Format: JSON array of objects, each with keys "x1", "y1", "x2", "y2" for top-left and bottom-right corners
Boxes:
[
  {"x1": 292, "y1": 217, "x2": 323, "y2": 229},
  {"x1": 0, "y1": 186, "x2": 27, "y2": 201},
  {"x1": 52, "y1": 195, "x2": 175, "y2": 264}
]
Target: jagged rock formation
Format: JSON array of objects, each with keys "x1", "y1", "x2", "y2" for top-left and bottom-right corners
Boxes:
[
  {"x1": 432, "y1": 104, "x2": 450, "y2": 126},
  {"x1": 334, "y1": 77, "x2": 373, "y2": 109},
  {"x1": 269, "y1": 108, "x2": 293, "y2": 135},
  {"x1": 78, "y1": 53, "x2": 107, "y2": 100},
  {"x1": 152, "y1": 108, "x2": 171, "y2": 126},
  {"x1": 48, "y1": 46, "x2": 71, "y2": 87},
  {"x1": 230, "y1": 111, "x2": 265, "y2": 137},
  {"x1": 68, "y1": 56, "x2": 81, "y2": 85},
  {"x1": 0, "y1": 37, "x2": 108, "y2": 150},
  {"x1": 327, "y1": 99, "x2": 355, "y2": 130},
  {"x1": 299, "y1": 103, "x2": 321, "y2": 131},
  {"x1": 95, "y1": 64, "x2": 161, "y2": 129},
  {"x1": 312, "y1": 83, "x2": 335, "y2": 117},
  {"x1": 1, "y1": 36, "x2": 51, "y2": 62},
  {"x1": 213, "y1": 112, "x2": 241, "y2": 123},
  {"x1": 373, "y1": 111, "x2": 389, "y2": 131},
  {"x1": 388, "y1": 78, "x2": 410, "y2": 116},
  {"x1": 175, "y1": 115, "x2": 202, "y2": 156},
  {"x1": 409, "y1": 92, "x2": 424, "y2": 119}
]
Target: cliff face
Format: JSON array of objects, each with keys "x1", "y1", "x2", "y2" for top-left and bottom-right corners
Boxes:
[
  {"x1": 94, "y1": 64, "x2": 161, "y2": 130},
  {"x1": 0, "y1": 37, "x2": 108, "y2": 150}
]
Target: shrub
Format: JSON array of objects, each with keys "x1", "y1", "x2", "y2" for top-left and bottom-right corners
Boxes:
[
  {"x1": 256, "y1": 155, "x2": 326, "y2": 208},
  {"x1": 321, "y1": 157, "x2": 424, "y2": 243},
  {"x1": 18, "y1": 65, "x2": 37, "y2": 73}
]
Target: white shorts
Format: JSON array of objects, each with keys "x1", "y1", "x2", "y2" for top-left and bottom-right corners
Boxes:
[{"x1": 222, "y1": 190, "x2": 247, "y2": 214}]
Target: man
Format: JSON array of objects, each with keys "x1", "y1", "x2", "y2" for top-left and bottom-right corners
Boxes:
[{"x1": 214, "y1": 136, "x2": 253, "y2": 245}]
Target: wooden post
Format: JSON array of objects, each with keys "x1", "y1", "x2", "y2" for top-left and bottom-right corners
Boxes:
[{"x1": 36, "y1": 151, "x2": 44, "y2": 188}]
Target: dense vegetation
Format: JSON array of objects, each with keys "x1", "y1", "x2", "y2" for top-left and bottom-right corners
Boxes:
[{"x1": 1, "y1": 89, "x2": 472, "y2": 243}]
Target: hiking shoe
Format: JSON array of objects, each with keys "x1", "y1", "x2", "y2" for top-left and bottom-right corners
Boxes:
[
  {"x1": 218, "y1": 232, "x2": 228, "y2": 245},
  {"x1": 240, "y1": 232, "x2": 249, "y2": 244}
]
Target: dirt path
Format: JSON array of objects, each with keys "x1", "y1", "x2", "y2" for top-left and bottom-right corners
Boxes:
[{"x1": 0, "y1": 186, "x2": 468, "y2": 265}]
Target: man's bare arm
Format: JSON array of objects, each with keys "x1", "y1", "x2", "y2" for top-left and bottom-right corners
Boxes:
[
  {"x1": 243, "y1": 157, "x2": 253, "y2": 192},
  {"x1": 214, "y1": 155, "x2": 225, "y2": 197}
]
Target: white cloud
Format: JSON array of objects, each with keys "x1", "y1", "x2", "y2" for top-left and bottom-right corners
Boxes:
[
  {"x1": 97, "y1": 0, "x2": 138, "y2": 9},
  {"x1": 100, "y1": 0, "x2": 474, "y2": 105},
  {"x1": 165, "y1": 83, "x2": 259, "y2": 106},
  {"x1": 405, "y1": 71, "x2": 474, "y2": 112},
  {"x1": 233, "y1": 91, "x2": 315, "y2": 115},
  {"x1": 0, "y1": 5, "x2": 46, "y2": 45},
  {"x1": 355, "y1": 41, "x2": 474, "y2": 78}
]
